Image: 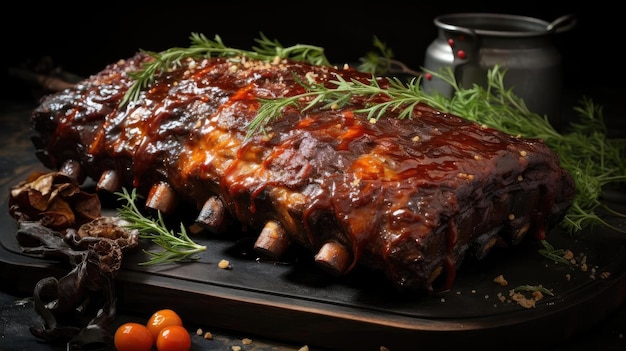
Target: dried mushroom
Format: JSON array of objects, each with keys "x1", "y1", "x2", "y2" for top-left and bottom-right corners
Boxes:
[
  {"x1": 65, "y1": 216, "x2": 140, "y2": 253},
  {"x1": 9, "y1": 172, "x2": 139, "y2": 349},
  {"x1": 16, "y1": 221, "x2": 123, "y2": 349},
  {"x1": 9, "y1": 171, "x2": 100, "y2": 230}
]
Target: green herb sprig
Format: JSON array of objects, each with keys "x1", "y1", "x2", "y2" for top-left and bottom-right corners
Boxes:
[
  {"x1": 115, "y1": 188, "x2": 207, "y2": 265},
  {"x1": 357, "y1": 36, "x2": 423, "y2": 77},
  {"x1": 248, "y1": 73, "x2": 448, "y2": 138},
  {"x1": 120, "y1": 32, "x2": 330, "y2": 107},
  {"x1": 357, "y1": 36, "x2": 395, "y2": 75},
  {"x1": 513, "y1": 284, "x2": 555, "y2": 297},
  {"x1": 537, "y1": 240, "x2": 572, "y2": 265}
]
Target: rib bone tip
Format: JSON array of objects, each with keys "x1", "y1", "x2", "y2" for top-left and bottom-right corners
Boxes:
[
  {"x1": 254, "y1": 220, "x2": 290, "y2": 259},
  {"x1": 195, "y1": 196, "x2": 231, "y2": 233},
  {"x1": 145, "y1": 182, "x2": 177, "y2": 214},
  {"x1": 59, "y1": 159, "x2": 86, "y2": 184},
  {"x1": 314, "y1": 241, "x2": 352, "y2": 276},
  {"x1": 96, "y1": 169, "x2": 120, "y2": 192}
]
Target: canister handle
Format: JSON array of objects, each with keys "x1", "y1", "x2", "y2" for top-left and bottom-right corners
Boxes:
[{"x1": 546, "y1": 14, "x2": 578, "y2": 34}]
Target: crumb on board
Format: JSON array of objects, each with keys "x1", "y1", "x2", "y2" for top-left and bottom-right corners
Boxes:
[
  {"x1": 497, "y1": 292, "x2": 506, "y2": 303},
  {"x1": 510, "y1": 291, "x2": 536, "y2": 308},
  {"x1": 509, "y1": 289, "x2": 544, "y2": 309},
  {"x1": 561, "y1": 248, "x2": 611, "y2": 280},
  {"x1": 563, "y1": 249, "x2": 574, "y2": 260},
  {"x1": 218, "y1": 259, "x2": 231, "y2": 269},
  {"x1": 486, "y1": 247, "x2": 611, "y2": 310},
  {"x1": 493, "y1": 274, "x2": 508, "y2": 286}
]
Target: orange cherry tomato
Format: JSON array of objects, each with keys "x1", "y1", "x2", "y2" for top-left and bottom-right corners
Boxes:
[
  {"x1": 114, "y1": 322, "x2": 153, "y2": 351},
  {"x1": 156, "y1": 325, "x2": 192, "y2": 351},
  {"x1": 146, "y1": 309, "x2": 184, "y2": 342}
]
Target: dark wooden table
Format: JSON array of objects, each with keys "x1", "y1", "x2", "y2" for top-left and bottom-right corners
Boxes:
[{"x1": 1, "y1": 90, "x2": 625, "y2": 351}]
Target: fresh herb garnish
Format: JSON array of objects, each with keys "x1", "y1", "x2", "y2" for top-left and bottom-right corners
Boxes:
[
  {"x1": 538, "y1": 240, "x2": 572, "y2": 265},
  {"x1": 513, "y1": 284, "x2": 555, "y2": 297},
  {"x1": 248, "y1": 74, "x2": 439, "y2": 138},
  {"x1": 120, "y1": 32, "x2": 330, "y2": 107},
  {"x1": 115, "y1": 188, "x2": 207, "y2": 265},
  {"x1": 357, "y1": 36, "x2": 395, "y2": 75},
  {"x1": 357, "y1": 36, "x2": 422, "y2": 77}
]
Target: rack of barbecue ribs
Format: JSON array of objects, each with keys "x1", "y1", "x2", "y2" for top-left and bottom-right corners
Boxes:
[{"x1": 29, "y1": 52, "x2": 576, "y2": 293}]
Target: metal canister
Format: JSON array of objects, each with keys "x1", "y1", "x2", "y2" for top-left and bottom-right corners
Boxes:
[{"x1": 422, "y1": 13, "x2": 576, "y2": 126}]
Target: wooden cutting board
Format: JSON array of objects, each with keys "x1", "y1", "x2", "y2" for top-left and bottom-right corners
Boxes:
[{"x1": 1, "y1": 102, "x2": 626, "y2": 350}]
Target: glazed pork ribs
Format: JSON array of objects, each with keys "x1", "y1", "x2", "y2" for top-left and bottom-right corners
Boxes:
[{"x1": 30, "y1": 53, "x2": 576, "y2": 293}]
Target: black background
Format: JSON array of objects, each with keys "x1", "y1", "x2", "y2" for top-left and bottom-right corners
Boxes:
[
  {"x1": 1, "y1": 4, "x2": 625, "y2": 350},
  {"x1": 0, "y1": 1, "x2": 619, "y2": 102}
]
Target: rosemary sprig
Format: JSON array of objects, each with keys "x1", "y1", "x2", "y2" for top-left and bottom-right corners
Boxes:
[
  {"x1": 537, "y1": 240, "x2": 572, "y2": 265},
  {"x1": 357, "y1": 36, "x2": 423, "y2": 77},
  {"x1": 513, "y1": 284, "x2": 555, "y2": 297},
  {"x1": 357, "y1": 36, "x2": 395, "y2": 75},
  {"x1": 251, "y1": 32, "x2": 331, "y2": 67},
  {"x1": 115, "y1": 188, "x2": 207, "y2": 265},
  {"x1": 120, "y1": 32, "x2": 330, "y2": 107},
  {"x1": 247, "y1": 73, "x2": 447, "y2": 138}
]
